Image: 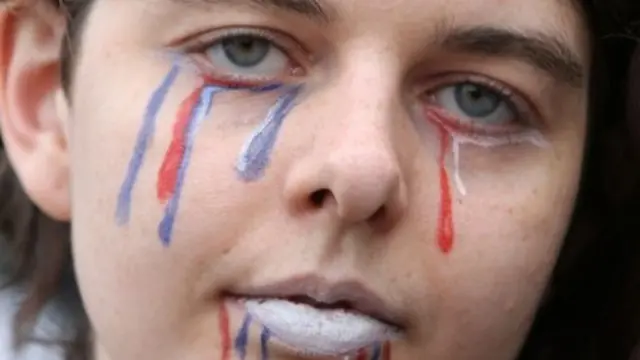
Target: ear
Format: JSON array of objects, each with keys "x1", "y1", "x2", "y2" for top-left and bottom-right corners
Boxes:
[{"x1": 0, "y1": 3, "x2": 70, "y2": 221}]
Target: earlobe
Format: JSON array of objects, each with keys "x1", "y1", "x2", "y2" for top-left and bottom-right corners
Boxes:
[{"x1": 0, "y1": 3, "x2": 71, "y2": 221}]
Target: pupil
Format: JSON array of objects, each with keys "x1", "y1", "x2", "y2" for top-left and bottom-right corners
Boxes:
[
  {"x1": 454, "y1": 83, "x2": 501, "y2": 118},
  {"x1": 222, "y1": 36, "x2": 270, "y2": 67}
]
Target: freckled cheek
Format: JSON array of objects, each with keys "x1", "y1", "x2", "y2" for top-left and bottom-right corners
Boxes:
[
  {"x1": 419, "y1": 143, "x2": 577, "y2": 305},
  {"x1": 430, "y1": 200, "x2": 563, "y2": 344},
  {"x1": 441, "y1": 184, "x2": 571, "y2": 307},
  {"x1": 452, "y1": 166, "x2": 573, "y2": 253}
]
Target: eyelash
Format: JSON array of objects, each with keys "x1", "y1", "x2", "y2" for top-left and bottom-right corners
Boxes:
[
  {"x1": 422, "y1": 74, "x2": 538, "y2": 138},
  {"x1": 184, "y1": 27, "x2": 306, "y2": 87}
]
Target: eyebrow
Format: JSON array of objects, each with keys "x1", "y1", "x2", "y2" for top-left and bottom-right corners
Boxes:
[
  {"x1": 174, "y1": 0, "x2": 585, "y2": 87},
  {"x1": 186, "y1": 0, "x2": 332, "y2": 23},
  {"x1": 439, "y1": 26, "x2": 585, "y2": 88}
]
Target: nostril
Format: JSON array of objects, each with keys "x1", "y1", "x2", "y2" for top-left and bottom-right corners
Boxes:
[
  {"x1": 370, "y1": 206, "x2": 386, "y2": 222},
  {"x1": 309, "y1": 189, "x2": 330, "y2": 207}
]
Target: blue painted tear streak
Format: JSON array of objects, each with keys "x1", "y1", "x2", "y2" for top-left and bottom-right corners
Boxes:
[
  {"x1": 235, "y1": 86, "x2": 302, "y2": 181},
  {"x1": 116, "y1": 64, "x2": 180, "y2": 225},
  {"x1": 371, "y1": 342, "x2": 382, "y2": 360},
  {"x1": 260, "y1": 327, "x2": 271, "y2": 360},
  {"x1": 234, "y1": 314, "x2": 253, "y2": 360}
]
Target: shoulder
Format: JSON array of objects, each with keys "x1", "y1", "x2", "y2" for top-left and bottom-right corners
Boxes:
[{"x1": 0, "y1": 287, "x2": 65, "y2": 360}]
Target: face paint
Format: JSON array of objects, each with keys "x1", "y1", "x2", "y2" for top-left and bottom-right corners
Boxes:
[
  {"x1": 202, "y1": 75, "x2": 283, "y2": 92},
  {"x1": 229, "y1": 317, "x2": 390, "y2": 359},
  {"x1": 424, "y1": 106, "x2": 549, "y2": 254},
  {"x1": 154, "y1": 73, "x2": 285, "y2": 244},
  {"x1": 369, "y1": 342, "x2": 382, "y2": 360},
  {"x1": 235, "y1": 86, "x2": 303, "y2": 181},
  {"x1": 452, "y1": 139, "x2": 466, "y2": 196},
  {"x1": 157, "y1": 87, "x2": 203, "y2": 202},
  {"x1": 426, "y1": 106, "x2": 548, "y2": 197},
  {"x1": 115, "y1": 64, "x2": 180, "y2": 225},
  {"x1": 235, "y1": 314, "x2": 252, "y2": 360},
  {"x1": 383, "y1": 342, "x2": 392, "y2": 360},
  {"x1": 436, "y1": 124, "x2": 455, "y2": 254},
  {"x1": 157, "y1": 86, "x2": 220, "y2": 245},
  {"x1": 117, "y1": 60, "x2": 295, "y2": 243},
  {"x1": 218, "y1": 302, "x2": 232, "y2": 360},
  {"x1": 260, "y1": 327, "x2": 271, "y2": 360},
  {"x1": 356, "y1": 348, "x2": 367, "y2": 360},
  {"x1": 346, "y1": 342, "x2": 388, "y2": 360}
]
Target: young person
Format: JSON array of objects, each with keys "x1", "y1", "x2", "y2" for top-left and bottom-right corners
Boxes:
[{"x1": 0, "y1": 0, "x2": 639, "y2": 359}]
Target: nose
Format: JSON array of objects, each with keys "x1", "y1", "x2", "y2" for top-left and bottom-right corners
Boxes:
[{"x1": 283, "y1": 81, "x2": 407, "y2": 229}]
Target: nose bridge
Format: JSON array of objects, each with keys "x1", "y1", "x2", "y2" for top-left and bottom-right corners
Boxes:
[
  {"x1": 284, "y1": 55, "x2": 407, "y2": 227},
  {"x1": 322, "y1": 46, "x2": 400, "y2": 149}
]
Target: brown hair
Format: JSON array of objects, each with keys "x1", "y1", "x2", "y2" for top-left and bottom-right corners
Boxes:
[
  {"x1": 520, "y1": 2, "x2": 640, "y2": 358},
  {"x1": 0, "y1": 1, "x2": 640, "y2": 359}
]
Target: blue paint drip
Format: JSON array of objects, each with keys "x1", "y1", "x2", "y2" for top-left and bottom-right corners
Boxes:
[
  {"x1": 115, "y1": 64, "x2": 180, "y2": 225},
  {"x1": 255, "y1": 83, "x2": 283, "y2": 92},
  {"x1": 370, "y1": 342, "x2": 382, "y2": 360},
  {"x1": 260, "y1": 327, "x2": 271, "y2": 360},
  {"x1": 234, "y1": 314, "x2": 252, "y2": 360},
  {"x1": 247, "y1": 83, "x2": 284, "y2": 92},
  {"x1": 236, "y1": 86, "x2": 302, "y2": 181},
  {"x1": 157, "y1": 86, "x2": 221, "y2": 245}
]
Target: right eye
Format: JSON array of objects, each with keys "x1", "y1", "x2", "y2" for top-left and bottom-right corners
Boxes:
[{"x1": 198, "y1": 31, "x2": 301, "y2": 82}]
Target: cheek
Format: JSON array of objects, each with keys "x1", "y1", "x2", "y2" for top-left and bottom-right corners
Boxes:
[
  {"x1": 436, "y1": 149, "x2": 581, "y2": 337},
  {"x1": 405, "y1": 123, "x2": 584, "y2": 351},
  {"x1": 67, "y1": 56, "x2": 287, "y2": 355}
]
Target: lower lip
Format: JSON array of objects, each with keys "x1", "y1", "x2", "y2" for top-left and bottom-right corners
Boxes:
[{"x1": 242, "y1": 298, "x2": 399, "y2": 357}]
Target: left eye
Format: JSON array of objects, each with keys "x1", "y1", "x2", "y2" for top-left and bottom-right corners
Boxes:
[
  {"x1": 205, "y1": 35, "x2": 289, "y2": 78},
  {"x1": 433, "y1": 83, "x2": 515, "y2": 125}
]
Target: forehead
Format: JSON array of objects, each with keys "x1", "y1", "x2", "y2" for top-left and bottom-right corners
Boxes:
[
  {"x1": 157, "y1": 0, "x2": 587, "y2": 31},
  {"x1": 84, "y1": 0, "x2": 590, "y2": 68}
]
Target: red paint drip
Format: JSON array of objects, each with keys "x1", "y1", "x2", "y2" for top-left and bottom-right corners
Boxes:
[
  {"x1": 436, "y1": 125, "x2": 454, "y2": 254},
  {"x1": 383, "y1": 342, "x2": 392, "y2": 360},
  {"x1": 356, "y1": 348, "x2": 367, "y2": 360},
  {"x1": 157, "y1": 87, "x2": 202, "y2": 202},
  {"x1": 202, "y1": 75, "x2": 259, "y2": 89},
  {"x1": 218, "y1": 302, "x2": 231, "y2": 360}
]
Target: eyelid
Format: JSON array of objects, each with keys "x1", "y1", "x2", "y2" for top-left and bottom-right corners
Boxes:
[
  {"x1": 182, "y1": 26, "x2": 312, "y2": 68},
  {"x1": 421, "y1": 72, "x2": 540, "y2": 128}
]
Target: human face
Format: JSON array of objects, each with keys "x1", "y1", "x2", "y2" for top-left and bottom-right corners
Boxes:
[{"x1": 11, "y1": 0, "x2": 590, "y2": 358}]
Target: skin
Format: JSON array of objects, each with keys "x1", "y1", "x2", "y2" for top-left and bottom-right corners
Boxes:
[{"x1": 0, "y1": 0, "x2": 590, "y2": 359}]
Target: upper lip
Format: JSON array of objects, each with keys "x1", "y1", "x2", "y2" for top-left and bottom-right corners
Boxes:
[{"x1": 231, "y1": 275, "x2": 404, "y2": 329}]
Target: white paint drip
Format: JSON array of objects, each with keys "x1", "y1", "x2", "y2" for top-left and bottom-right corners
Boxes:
[
  {"x1": 452, "y1": 138, "x2": 467, "y2": 196},
  {"x1": 424, "y1": 106, "x2": 551, "y2": 197},
  {"x1": 448, "y1": 130, "x2": 550, "y2": 197}
]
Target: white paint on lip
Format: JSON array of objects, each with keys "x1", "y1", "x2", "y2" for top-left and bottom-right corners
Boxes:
[{"x1": 244, "y1": 298, "x2": 399, "y2": 357}]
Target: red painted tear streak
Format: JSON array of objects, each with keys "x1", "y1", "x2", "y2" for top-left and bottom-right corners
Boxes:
[
  {"x1": 218, "y1": 302, "x2": 231, "y2": 360},
  {"x1": 356, "y1": 348, "x2": 367, "y2": 360},
  {"x1": 202, "y1": 75, "x2": 258, "y2": 89},
  {"x1": 383, "y1": 342, "x2": 392, "y2": 360},
  {"x1": 157, "y1": 87, "x2": 202, "y2": 202},
  {"x1": 436, "y1": 124, "x2": 454, "y2": 254}
]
